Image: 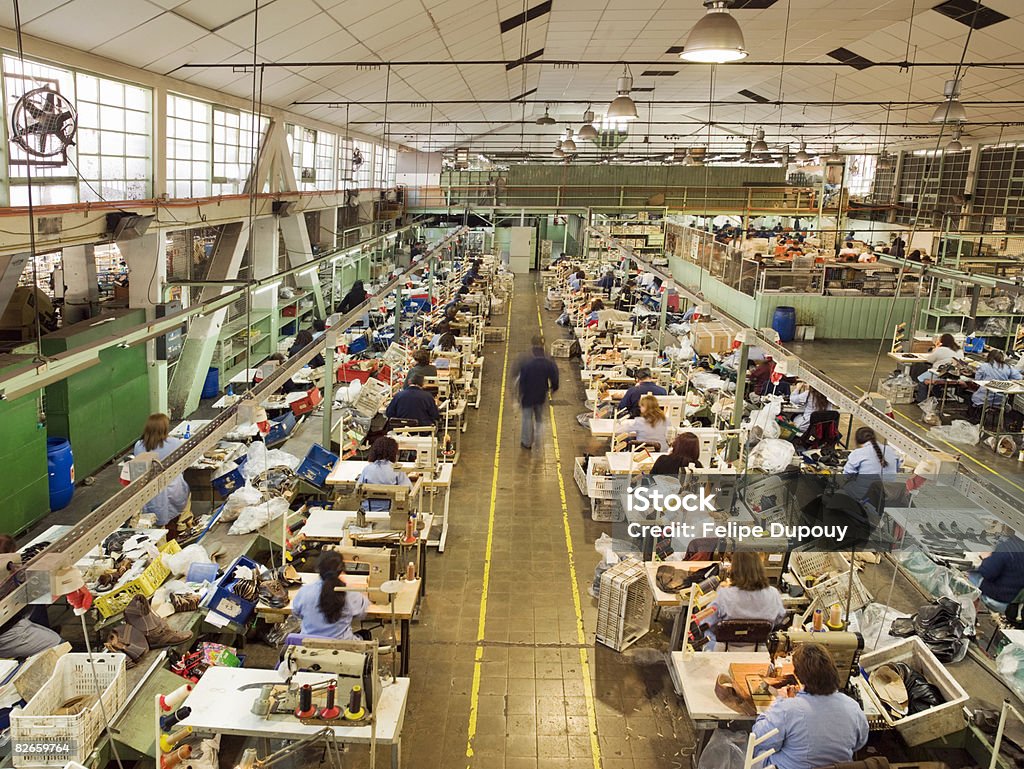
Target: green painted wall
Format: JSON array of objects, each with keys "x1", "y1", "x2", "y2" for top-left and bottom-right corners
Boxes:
[
  {"x1": 42, "y1": 309, "x2": 151, "y2": 478},
  {"x1": 0, "y1": 355, "x2": 48, "y2": 534},
  {"x1": 669, "y1": 256, "x2": 916, "y2": 340}
]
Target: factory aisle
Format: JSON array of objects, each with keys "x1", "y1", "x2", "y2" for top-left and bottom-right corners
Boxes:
[{"x1": 398, "y1": 275, "x2": 693, "y2": 769}]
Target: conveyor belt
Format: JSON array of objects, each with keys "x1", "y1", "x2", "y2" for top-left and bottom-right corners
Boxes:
[{"x1": 0, "y1": 227, "x2": 467, "y2": 628}]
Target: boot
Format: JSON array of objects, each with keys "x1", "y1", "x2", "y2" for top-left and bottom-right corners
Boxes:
[{"x1": 124, "y1": 595, "x2": 192, "y2": 648}]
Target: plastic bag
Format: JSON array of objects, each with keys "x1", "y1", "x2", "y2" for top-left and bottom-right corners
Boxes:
[
  {"x1": 996, "y1": 643, "x2": 1024, "y2": 701},
  {"x1": 243, "y1": 442, "x2": 300, "y2": 478},
  {"x1": 229, "y1": 496, "x2": 290, "y2": 535},
  {"x1": 849, "y1": 603, "x2": 911, "y2": 651},
  {"x1": 697, "y1": 729, "x2": 748, "y2": 769},
  {"x1": 982, "y1": 317, "x2": 1009, "y2": 336},
  {"x1": 746, "y1": 397, "x2": 783, "y2": 439},
  {"x1": 748, "y1": 438, "x2": 795, "y2": 473},
  {"x1": 221, "y1": 483, "x2": 263, "y2": 522},
  {"x1": 897, "y1": 548, "x2": 980, "y2": 630},
  {"x1": 162, "y1": 543, "x2": 214, "y2": 578},
  {"x1": 928, "y1": 419, "x2": 980, "y2": 445}
]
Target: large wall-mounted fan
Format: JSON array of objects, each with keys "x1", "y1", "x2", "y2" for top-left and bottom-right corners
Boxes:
[
  {"x1": 351, "y1": 147, "x2": 364, "y2": 170},
  {"x1": 10, "y1": 86, "x2": 77, "y2": 163}
]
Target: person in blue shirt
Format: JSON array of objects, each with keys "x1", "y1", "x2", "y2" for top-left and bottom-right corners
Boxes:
[
  {"x1": 972, "y1": 349, "x2": 1023, "y2": 409},
  {"x1": 618, "y1": 368, "x2": 667, "y2": 417},
  {"x1": 842, "y1": 426, "x2": 899, "y2": 503},
  {"x1": 568, "y1": 270, "x2": 585, "y2": 291},
  {"x1": 515, "y1": 336, "x2": 559, "y2": 449},
  {"x1": 357, "y1": 437, "x2": 412, "y2": 512},
  {"x1": 133, "y1": 414, "x2": 191, "y2": 541},
  {"x1": 291, "y1": 550, "x2": 370, "y2": 641},
  {"x1": 385, "y1": 374, "x2": 440, "y2": 426},
  {"x1": 968, "y1": 535, "x2": 1024, "y2": 612},
  {"x1": 752, "y1": 642, "x2": 869, "y2": 769},
  {"x1": 596, "y1": 269, "x2": 615, "y2": 297}
]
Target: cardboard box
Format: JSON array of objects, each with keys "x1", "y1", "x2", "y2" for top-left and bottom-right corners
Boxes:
[{"x1": 692, "y1": 322, "x2": 734, "y2": 355}]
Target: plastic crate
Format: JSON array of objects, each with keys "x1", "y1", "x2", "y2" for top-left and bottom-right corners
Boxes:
[
  {"x1": 596, "y1": 557, "x2": 652, "y2": 651},
  {"x1": 290, "y1": 386, "x2": 323, "y2": 416},
  {"x1": 798, "y1": 574, "x2": 873, "y2": 628},
  {"x1": 11, "y1": 653, "x2": 127, "y2": 767},
  {"x1": 483, "y1": 327, "x2": 506, "y2": 342},
  {"x1": 93, "y1": 540, "x2": 182, "y2": 618},
  {"x1": 550, "y1": 339, "x2": 574, "y2": 358},
  {"x1": 591, "y1": 497, "x2": 624, "y2": 522},
  {"x1": 211, "y1": 457, "x2": 247, "y2": 499},
  {"x1": 353, "y1": 378, "x2": 392, "y2": 418},
  {"x1": 878, "y1": 379, "x2": 915, "y2": 405},
  {"x1": 859, "y1": 636, "x2": 968, "y2": 746},
  {"x1": 205, "y1": 555, "x2": 259, "y2": 625},
  {"x1": 296, "y1": 443, "x2": 339, "y2": 488},
  {"x1": 265, "y1": 411, "x2": 296, "y2": 446},
  {"x1": 573, "y1": 457, "x2": 588, "y2": 497},
  {"x1": 790, "y1": 552, "x2": 852, "y2": 594}
]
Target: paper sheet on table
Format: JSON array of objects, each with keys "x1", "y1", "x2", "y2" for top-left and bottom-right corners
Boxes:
[{"x1": 204, "y1": 611, "x2": 231, "y2": 629}]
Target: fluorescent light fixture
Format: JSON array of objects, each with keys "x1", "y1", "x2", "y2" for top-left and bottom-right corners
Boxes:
[
  {"x1": 679, "y1": 0, "x2": 747, "y2": 64},
  {"x1": 254, "y1": 281, "x2": 281, "y2": 295}
]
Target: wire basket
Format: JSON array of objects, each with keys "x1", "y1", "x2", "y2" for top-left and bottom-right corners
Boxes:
[
  {"x1": 798, "y1": 572, "x2": 873, "y2": 627},
  {"x1": 596, "y1": 557, "x2": 652, "y2": 651},
  {"x1": 12, "y1": 654, "x2": 127, "y2": 767}
]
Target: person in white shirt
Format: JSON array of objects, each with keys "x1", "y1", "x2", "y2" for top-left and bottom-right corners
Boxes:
[
  {"x1": 705, "y1": 552, "x2": 786, "y2": 650},
  {"x1": 916, "y1": 333, "x2": 964, "y2": 401},
  {"x1": 788, "y1": 384, "x2": 829, "y2": 432},
  {"x1": 622, "y1": 394, "x2": 669, "y2": 450},
  {"x1": 837, "y1": 241, "x2": 859, "y2": 259},
  {"x1": 857, "y1": 249, "x2": 877, "y2": 263}
]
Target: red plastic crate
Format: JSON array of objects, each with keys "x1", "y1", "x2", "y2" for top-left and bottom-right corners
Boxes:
[{"x1": 290, "y1": 386, "x2": 323, "y2": 416}]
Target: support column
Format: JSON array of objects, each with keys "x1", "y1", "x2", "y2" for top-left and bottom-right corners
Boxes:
[
  {"x1": 279, "y1": 213, "x2": 325, "y2": 318},
  {"x1": 61, "y1": 244, "x2": 98, "y2": 324},
  {"x1": 167, "y1": 221, "x2": 251, "y2": 418},
  {"x1": 118, "y1": 233, "x2": 167, "y2": 413}
]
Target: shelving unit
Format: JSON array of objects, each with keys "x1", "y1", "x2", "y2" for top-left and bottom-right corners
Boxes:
[
  {"x1": 588, "y1": 207, "x2": 666, "y2": 259},
  {"x1": 213, "y1": 310, "x2": 274, "y2": 384},
  {"x1": 918, "y1": 274, "x2": 1024, "y2": 350}
]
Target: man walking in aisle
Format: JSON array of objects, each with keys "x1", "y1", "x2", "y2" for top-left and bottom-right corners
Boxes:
[{"x1": 515, "y1": 336, "x2": 559, "y2": 449}]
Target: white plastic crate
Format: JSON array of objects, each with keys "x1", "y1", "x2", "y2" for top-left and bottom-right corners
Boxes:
[
  {"x1": 859, "y1": 636, "x2": 969, "y2": 746},
  {"x1": 790, "y1": 552, "x2": 852, "y2": 594},
  {"x1": 586, "y1": 458, "x2": 627, "y2": 500},
  {"x1": 12, "y1": 653, "x2": 127, "y2": 767},
  {"x1": 878, "y1": 378, "x2": 915, "y2": 405},
  {"x1": 550, "y1": 339, "x2": 574, "y2": 358},
  {"x1": 596, "y1": 557, "x2": 652, "y2": 651},
  {"x1": 591, "y1": 497, "x2": 624, "y2": 522},
  {"x1": 573, "y1": 457, "x2": 588, "y2": 497},
  {"x1": 353, "y1": 378, "x2": 391, "y2": 418}
]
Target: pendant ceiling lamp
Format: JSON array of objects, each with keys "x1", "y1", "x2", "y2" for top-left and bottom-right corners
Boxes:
[
  {"x1": 931, "y1": 79, "x2": 967, "y2": 124},
  {"x1": 578, "y1": 109, "x2": 598, "y2": 141},
  {"x1": 560, "y1": 128, "x2": 577, "y2": 153},
  {"x1": 877, "y1": 150, "x2": 895, "y2": 170},
  {"x1": 825, "y1": 144, "x2": 844, "y2": 164},
  {"x1": 536, "y1": 106, "x2": 556, "y2": 125},
  {"x1": 946, "y1": 126, "x2": 964, "y2": 152},
  {"x1": 740, "y1": 139, "x2": 753, "y2": 162},
  {"x1": 752, "y1": 128, "x2": 768, "y2": 154},
  {"x1": 794, "y1": 140, "x2": 810, "y2": 164},
  {"x1": 679, "y1": 0, "x2": 748, "y2": 64},
  {"x1": 552, "y1": 145, "x2": 565, "y2": 158},
  {"x1": 606, "y1": 66, "x2": 639, "y2": 121}
]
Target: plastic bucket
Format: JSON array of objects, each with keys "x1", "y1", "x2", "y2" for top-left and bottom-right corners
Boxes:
[
  {"x1": 46, "y1": 437, "x2": 74, "y2": 511},
  {"x1": 772, "y1": 306, "x2": 797, "y2": 343},
  {"x1": 201, "y1": 367, "x2": 219, "y2": 399}
]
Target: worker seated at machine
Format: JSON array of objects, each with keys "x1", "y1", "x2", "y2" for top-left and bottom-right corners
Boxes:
[
  {"x1": 385, "y1": 374, "x2": 440, "y2": 427},
  {"x1": 291, "y1": 551, "x2": 371, "y2": 642},
  {"x1": 752, "y1": 642, "x2": 869, "y2": 769},
  {"x1": 356, "y1": 437, "x2": 413, "y2": 513},
  {"x1": 703, "y1": 552, "x2": 786, "y2": 651},
  {"x1": 0, "y1": 535, "x2": 64, "y2": 659},
  {"x1": 968, "y1": 533, "x2": 1024, "y2": 613}
]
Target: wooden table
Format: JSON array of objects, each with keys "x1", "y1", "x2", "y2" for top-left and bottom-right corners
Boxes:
[
  {"x1": 644, "y1": 561, "x2": 717, "y2": 651},
  {"x1": 179, "y1": 667, "x2": 410, "y2": 769},
  {"x1": 256, "y1": 575, "x2": 421, "y2": 676},
  {"x1": 422, "y1": 462, "x2": 454, "y2": 552}
]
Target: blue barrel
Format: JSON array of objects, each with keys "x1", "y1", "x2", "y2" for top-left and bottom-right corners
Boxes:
[
  {"x1": 201, "y1": 367, "x2": 219, "y2": 399},
  {"x1": 772, "y1": 306, "x2": 797, "y2": 343},
  {"x1": 46, "y1": 438, "x2": 74, "y2": 511}
]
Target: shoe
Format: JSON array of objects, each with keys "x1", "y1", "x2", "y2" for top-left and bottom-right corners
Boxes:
[
  {"x1": 170, "y1": 592, "x2": 201, "y2": 613},
  {"x1": 104, "y1": 623, "x2": 149, "y2": 661},
  {"x1": 258, "y1": 579, "x2": 288, "y2": 609},
  {"x1": 521, "y1": 443, "x2": 532, "y2": 450},
  {"x1": 714, "y1": 674, "x2": 756, "y2": 716},
  {"x1": 125, "y1": 595, "x2": 192, "y2": 648}
]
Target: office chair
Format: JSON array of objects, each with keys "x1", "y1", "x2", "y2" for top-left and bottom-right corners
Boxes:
[
  {"x1": 796, "y1": 410, "x2": 841, "y2": 450},
  {"x1": 712, "y1": 619, "x2": 774, "y2": 651}
]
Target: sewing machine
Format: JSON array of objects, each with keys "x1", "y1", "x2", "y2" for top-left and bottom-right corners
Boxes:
[
  {"x1": 391, "y1": 432, "x2": 437, "y2": 473},
  {"x1": 335, "y1": 545, "x2": 393, "y2": 604},
  {"x1": 766, "y1": 630, "x2": 864, "y2": 690},
  {"x1": 249, "y1": 640, "x2": 380, "y2": 724}
]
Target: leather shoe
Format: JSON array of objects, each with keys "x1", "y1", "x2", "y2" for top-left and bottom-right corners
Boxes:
[{"x1": 125, "y1": 594, "x2": 192, "y2": 648}]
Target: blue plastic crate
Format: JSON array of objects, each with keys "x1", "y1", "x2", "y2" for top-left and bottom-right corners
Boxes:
[
  {"x1": 348, "y1": 335, "x2": 370, "y2": 354},
  {"x1": 403, "y1": 296, "x2": 431, "y2": 314},
  {"x1": 205, "y1": 555, "x2": 259, "y2": 625},
  {"x1": 964, "y1": 335, "x2": 985, "y2": 354},
  {"x1": 211, "y1": 456, "x2": 248, "y2": 498},
  {"x1": 265, "y1": 410, "x2": 296, "y2": 446},
  {"x1": 296, "y1": 443, "x2": 339, "y2": 487}
]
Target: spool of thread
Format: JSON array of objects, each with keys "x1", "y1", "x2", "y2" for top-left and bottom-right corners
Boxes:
[
  {"x1": 160, "y1": 727, "x2": 192, "y2": 753},
  {"x1": 295, "y1": 684, "x2": 316, "y2": 718},
  {"x1": 160, "y1": 745, "x2": 191, "y2": 769},
  {"x1": 402, "y1": 517, "x2": 417, "y2": 544},
  {"x1": 344, "y1": 685, "x2": 365, "y2": 721},
  {"x1": 406, "y1": 561, "x2": 416, "y2": 581},
  {"x1": 827, "y1": 603, "x2": 845, "y2": 630},
  {"x1": 696, "y1": 575, "x2": 720, "y2": 595},
  {"x1": 160, "y1": 683, "x2": 193, "y2": 712},
  {"x1": 159, "y1": 707, "x2": 191, "y2": 731},
  {"x1": 812, "y1": 608, "x2": 824, "y2": 632},
  {"x1": 320, "y1": 681, "x2": 341, "y2": 720}
]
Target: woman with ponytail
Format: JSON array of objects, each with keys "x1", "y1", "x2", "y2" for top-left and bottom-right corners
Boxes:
[
  {"x1": 291, "y1": 550, "x2": 370, "y2": 640},
  {"x1": 843, "y1": 427, "x2": 900, "y2": 502}
]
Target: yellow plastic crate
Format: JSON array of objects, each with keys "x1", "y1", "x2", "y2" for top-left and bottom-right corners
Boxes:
[{"x1": 93, "y1": 540, "x2": 182, "y2": 618}]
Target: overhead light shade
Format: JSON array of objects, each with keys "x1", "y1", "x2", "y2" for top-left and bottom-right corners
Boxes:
[
  {"x1": 578, "y1": 109, "x2": 598, "y2": 141},
  {"x1": 536, "y1": 107, "x2": 556, "y2": 125},
  {"x1": 825, "y1": 145, "x2": 844, "y2": 164},
  {"x1": 561, "y1": 138, "x2": 577, "y2": 153},
  {"x1": 606, "y1": 75, "x2": 638, "y2": 121},
  {"x1": 752, "y1": 128, "x2": 768, "y2": 154},
  {"x1": 794, "y1": 141, "x2": 810, "y2": 164},
  {"x1": 679, "y1": 1, "x2": 747, "y2": 64},
  {"x1": 931, "y1": 79, "x2": 967, "y2": 123},
  {"x1": 552, "y1": 146, "x2": 565, "y2": 158}
]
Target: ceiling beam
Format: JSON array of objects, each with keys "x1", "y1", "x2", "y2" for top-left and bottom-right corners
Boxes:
[{"x1": 180, "y1": 59, "x2": 1024, "y2": 69}]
